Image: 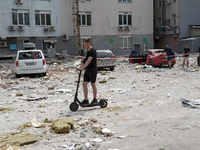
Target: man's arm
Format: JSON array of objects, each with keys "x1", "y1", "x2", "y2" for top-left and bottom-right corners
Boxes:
[{"x1": 77, "y1": 57, "x2": 93, "y2": 70}]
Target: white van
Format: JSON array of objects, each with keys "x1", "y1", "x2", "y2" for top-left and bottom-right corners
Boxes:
[{"x1": 15, "y1": 50, "x2": 46, "y2": 77}]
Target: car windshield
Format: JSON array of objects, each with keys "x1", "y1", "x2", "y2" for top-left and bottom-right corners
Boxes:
[
  {"x1": 97, "y1": 51, "x2": 114, "y2": 58},
  {"x1": 155, "y1": 51, "x2": 164, "y2": 54},
  {"x1": 19, "y1": 51, "x2": 42, "y2": 60}
]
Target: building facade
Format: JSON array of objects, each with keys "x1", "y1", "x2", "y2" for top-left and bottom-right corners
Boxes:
[
  {"x1": 154, "y1": 0, "x2": 200, "y2": 53},
  {"x1": 0, "y1": 0, "x2": 154, "y2": 56}
]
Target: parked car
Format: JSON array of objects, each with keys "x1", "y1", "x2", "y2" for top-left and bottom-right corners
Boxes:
[
  {"x1": 96, "y1": 50, "x2": 116, "y2": 71},
  {"x1": 129, "y1": 49, "x2": 176, "y2": 67},
  {"x1": 15, "y1": 50, "x2": 46, "y2": 78}
]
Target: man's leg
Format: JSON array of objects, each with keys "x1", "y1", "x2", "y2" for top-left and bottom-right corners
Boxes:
[
  {"x1": 83, "y1": 81, "x2": 88, "y2": 100},
  {"x1": 187, "y1": 58, "x2": 189, "y2": 68},
  {"x1": 182, "y1": 60, "x2": 185, "y2": 68},
  {"x1": 168, "y1": 60, "x2": 172, "y2": 68},
  {"x1": 91, "y1": 83, "x2": 97, "y2": 99}
]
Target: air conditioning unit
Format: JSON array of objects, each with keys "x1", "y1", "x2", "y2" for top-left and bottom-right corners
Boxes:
[
  {"x1": 165, "y1": 0, "x2": 171, "y2": 5},
  {"x1": 9, "y1": 25, "x2": 15, "y2": 31},
  {"x1": 18, "y1": 26, "x2": 24, "y2": 31},
  {"x1": 125, "y1": 26, "x2": 131, "y2": 31},
  {"x1": 118, "y1": 26, "x2": 124, "y2": 31},
  {"x1": 16, "y1": 0, "x2": 22, "y2": 4},
  {"x1": 62, "y1": 34, "x2": 69, "y2": 41},
  {"x1": 0, "y1": 41, "x2": 7, "y2": 48},
  {"x1": 44, "y1": 27, "x2": 50, "y2": 32},
  {"x1": 49, "y1": 26, "x2": 55, "y2": 32}
]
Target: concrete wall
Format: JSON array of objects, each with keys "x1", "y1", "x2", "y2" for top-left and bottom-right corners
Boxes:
[
  {"x1": 0, "y1": 0, "x2": 60, "y2": 38},
  {"x1": 179, "y1": 0, "x2": 200, "y2": 38}
]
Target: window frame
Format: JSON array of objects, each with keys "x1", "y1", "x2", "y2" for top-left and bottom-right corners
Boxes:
[
  {"x1": 172, "y1": 14, "x2": 176, "y2": 26},
  {"x1": 35, "y1": 10, "x2": 51, "y2": 26},
  {"x1": 119, "y1": 36, "x2": 132, "y2": 49},
  {"x1": 79, "y1": 12, "x2": 91, "y2": 26},
  {"x1": 119, "y1": 12, "x2": 132, "y2": 26},
  {"x1": 118, "y1": 0, "x2": 132, "y2": 3},
  {"x1": 12, "y1": 10, "x2": 30, "y2": 26}
]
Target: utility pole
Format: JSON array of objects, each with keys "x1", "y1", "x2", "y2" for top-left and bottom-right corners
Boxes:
[{"x1": 72, "y1": 0, "x2": 81, "y2": 55}]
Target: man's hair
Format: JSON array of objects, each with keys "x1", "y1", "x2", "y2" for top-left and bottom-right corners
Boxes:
[
  {"x1": 83, "y1": 39, "x2": 91, "y2": 44},
  {"x1": 185, "y1": 43, "x2": 188, "y2": 45}
]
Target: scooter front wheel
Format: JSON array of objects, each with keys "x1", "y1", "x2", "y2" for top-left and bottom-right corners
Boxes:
[
  {"x1": 70, "y1": 102, "x2": 79, "y2": 111},
  {"x1": 100, "y1": 99, "x2": 108, "y2": 108}
]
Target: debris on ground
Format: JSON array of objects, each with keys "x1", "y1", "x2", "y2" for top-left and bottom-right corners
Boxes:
[
  {"x1": 0, "y1": 131, "x2": 37, "y2": 148},
  {"x1": 0, "y1": 146, "x2": 20, "y2": 150},
  {"x1": 0, "y1": 107, "x2": 15, "y2": 112},
  {"x1": 51, "y1": 118, "x2": 74, "y2": 133}
]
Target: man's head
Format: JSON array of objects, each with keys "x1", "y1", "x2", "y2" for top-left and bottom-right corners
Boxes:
[
  {"x1": 165, "y1": 44, "x2": 169, "y2": 48},
  {"x1": 185, "y1": 43, "x2": 188, "y2": 48},
  {"x1": 83, "y1": 39, "x2": 91, "y2": 50}
]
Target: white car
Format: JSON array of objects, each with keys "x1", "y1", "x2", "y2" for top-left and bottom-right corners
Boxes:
[{"x1": 15, "y1": 50, "x2": 46, "y2": 78}]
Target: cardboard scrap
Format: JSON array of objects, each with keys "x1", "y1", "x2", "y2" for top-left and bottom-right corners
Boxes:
[{"x1": 0, "y1": 131, "x2": 37, "y2": 148}]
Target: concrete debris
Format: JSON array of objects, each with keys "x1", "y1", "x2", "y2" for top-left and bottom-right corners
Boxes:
[
  {"x1": 0, "y1": 107, "x2": 15, "y2": 112},
  {"x1": 90, "y1": 138, "x2": 104, "y2": 143},
  {"x1": 103, "y1": 106, "x2": 121, "y2": 111},
  {"x1": 48, "y1": 87, "x2": 54, "y2": 90},
  {"x1": 79, "y1": 131, "x2": 86, "y2": 138},
  {"x1": 99, "y1": 80, "x2": 107, "y2": 84},
  {"x1": 0, "y1": 131, "x2": 37, "y2": 148},
  {"x1": 109, "y1": 77, "x2": 117, "y2": 79},
  {"x1": 51, "y1": 118, "x2": 74, "y2": 133},
  {"x1": 55, "y1": 89, "x2": 72, "y2": 93},
  {"x1": 16, "y1": 93, "x2": 23, "y2": 96},
  {"x1": 67, "y1": 143, "x2": 76, "y2": 150},
  {"x1": 17, "y1": 122, "x2": 32, "y2": 130},
  {"x1": 0, "y1": 146, "x2": 20, "y2": 150},
  {"x1": 116, "y1": 136, "x2": 126, "y2": 139},
  {"x1": 98, "y1": 71, "x2": 108, "y2": 75}
]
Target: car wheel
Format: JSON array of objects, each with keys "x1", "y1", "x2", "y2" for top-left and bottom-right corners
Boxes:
[
  {"x1": 149, "y1": 59, "x2": 154, "y2": 67},
  {"x1": 110, "y1": 67, "x2": 114, "y2": 71},
  {"x1": 16, "y1": 74, "x2": 21, "y2": 78},
  {"x1": 43, "y1": 72, "x2": 47, "y2": 76}
]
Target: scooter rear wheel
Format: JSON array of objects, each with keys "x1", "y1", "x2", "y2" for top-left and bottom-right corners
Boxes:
[
  {"x1": 70, "y1": 102, "x2": 79, "y2": 111},
  {"x1": 100, "y1": 99, "x2": 108, "y2": 108}
]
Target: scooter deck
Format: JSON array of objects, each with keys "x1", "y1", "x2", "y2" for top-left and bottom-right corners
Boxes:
[{"x1": 80, "y1": 103, "x2": 100, "y2": 107}]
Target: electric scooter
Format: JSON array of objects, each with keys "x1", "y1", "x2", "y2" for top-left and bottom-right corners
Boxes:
[{"x1": 69, "y1": 70, "x2": 108, "y2": 111}]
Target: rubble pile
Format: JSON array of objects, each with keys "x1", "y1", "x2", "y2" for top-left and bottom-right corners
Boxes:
[{"x1": 0, "y1": 56, "x2": 199, "y2": 149}]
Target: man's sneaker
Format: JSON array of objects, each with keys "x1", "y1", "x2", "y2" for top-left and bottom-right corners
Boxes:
[
  {"x1": 80, "y1": 99, "x2": 89, "y2": 106},
  {"x1": 90, "y1": 98, "x2": 98, "y2": 105}
]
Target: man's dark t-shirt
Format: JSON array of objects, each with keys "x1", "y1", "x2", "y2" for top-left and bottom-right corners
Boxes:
[
  {"x1": 84, "y1": 48, "x2": 97, "y2": 71},
  {"x1": 184, "y1": 48, "x2": 190, "y2": 57},
  {"x1": 164, "y1": 46, "x2": 175, "y2": 56}
]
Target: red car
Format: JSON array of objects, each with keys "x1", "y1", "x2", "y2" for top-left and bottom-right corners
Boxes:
[{"x1": 129, "y1": 49, "x2": 176, "y2": 67}]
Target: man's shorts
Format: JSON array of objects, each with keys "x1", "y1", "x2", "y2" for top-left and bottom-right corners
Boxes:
[
  {"x1": 167, "y1": 55, "x2": 175, "y2": 61},
  {"x1": 84, "y1": 70, "x2": 97, "y2": 83},
  {"x1": 183, "y1": 57, "x2": 189, "y2": 61}
]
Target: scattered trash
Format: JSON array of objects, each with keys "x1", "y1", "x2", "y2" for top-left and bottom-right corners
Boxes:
[
  {"x1": 0, "y1": 107, "x2": 15, "y2": 112},
  {"x1": 99, "y1": 80, "x2": 107, "y2": 84},
  {"x1": 16, "y1": 93, "x2": 23, "y2": 96},
  {"x1": 67, "y1": 143, "x2": 76, "y2": 150},
  {"x1": 167, "y1": 93, "x2": 170, "y2": 97},
  {"x1": 103, "y1": 106, "x2": 121, "y2": 111},
  {"x1": 30, "y1": 118, "x2": 51, "y2": 128},
  {"x1": 0, "y1": 146, "x2": 20, "y2": 150},
  {"x1": 0, "y1": 131, "x2": 37, "y2": 148},
  {"x1": 98, "y1": 71, "x2": 108, "y2": 75},
  {"x1": 90, "y1": 138, "x2": 104, "y2": 143},
  {"x1": 116, "y1": 136, "x2": 126, "y2": 139},
  {"x1": 109, "y1": 77, "x2": 117, "y2": 79},
  {"x1": 181, "y1": 98, "x2": 200, "y2": 109},
  {"x1": 79, "y1": 131, "x2": 86, "y2": 138},
  {"x1": 19, "y1": 95, "x2": 48, "y2": 101},
  {"x1": 102, "y1": 128, "x2": 113, "y2": 136},
  {"x1": 48, "y1": 87, "x2": 54, "y2": 90}
]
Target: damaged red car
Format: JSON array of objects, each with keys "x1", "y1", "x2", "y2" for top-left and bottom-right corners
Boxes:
[{"x1": 129, "y1": 49, "x2": 176, "y2": 67}]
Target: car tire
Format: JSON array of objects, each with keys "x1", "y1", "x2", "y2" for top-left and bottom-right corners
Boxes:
[
  {"x1": 16, "y1": 74, "x2": 21, "y2": 78},
  {"x1": 110, "y1": 67, "x2": 114, "y2": 71},
  {"x1": 43, "y1": 72, "x2": 47, "y2": 76},
  {"x1": 149, "y1": 59, "x2": 154, "y2": 67}
]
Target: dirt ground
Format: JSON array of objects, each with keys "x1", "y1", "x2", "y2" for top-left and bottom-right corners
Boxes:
[{"x1": 0, "y1": 56, "x2": 200, "y2": 150}]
